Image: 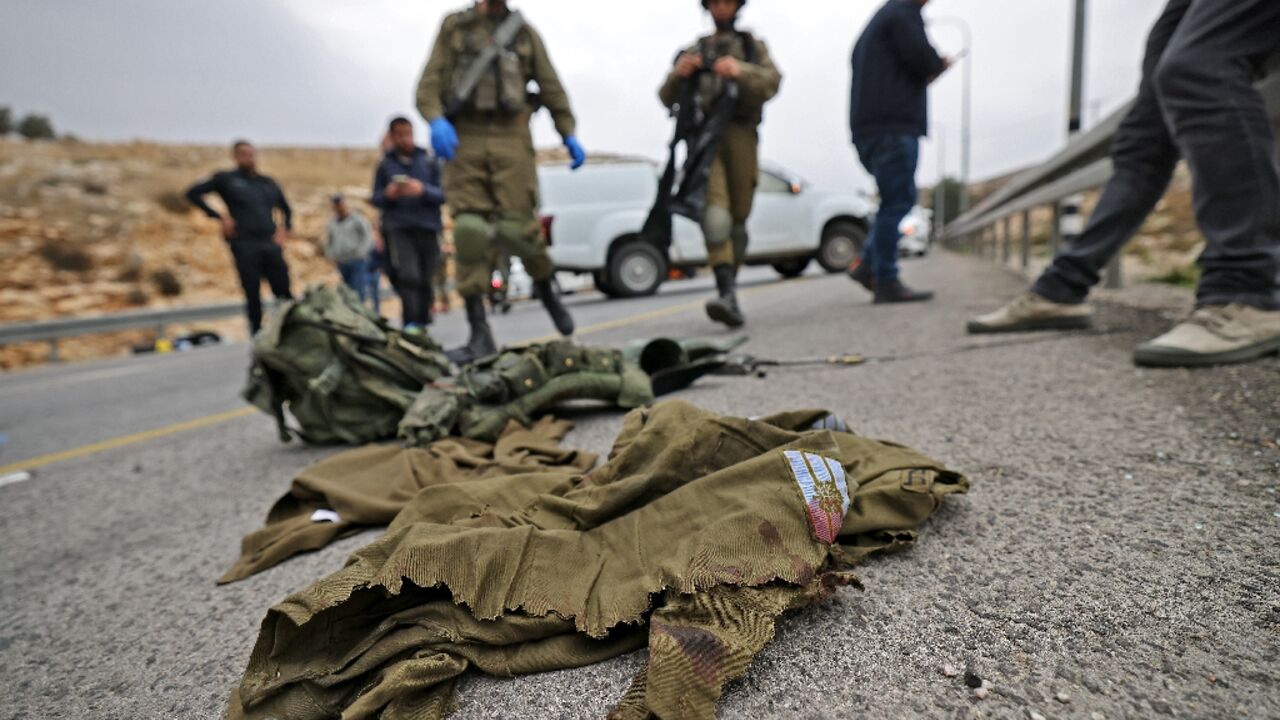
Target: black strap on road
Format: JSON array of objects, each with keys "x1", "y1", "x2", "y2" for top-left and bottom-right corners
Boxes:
[{"x1": 641, "y1": 32, "x2": 758, "y2": 255}]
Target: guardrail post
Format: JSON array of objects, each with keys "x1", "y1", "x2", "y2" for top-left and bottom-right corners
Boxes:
[
  {"x1": 1020, "y1": 210, "x2": 1031, "y2": 270},
  {"x1": 1104, "y1": 256, "x2": 1123, "y2": 289},
  {"x1": 1001, "y1": 217, "x2": 1012, "y2": 264},
  {"x1": 1050, "y1": 202, "x2": 1063, "y2": 256},
  {"x1": 48, "y1": 339, "x2": 60, "y2": 364}
]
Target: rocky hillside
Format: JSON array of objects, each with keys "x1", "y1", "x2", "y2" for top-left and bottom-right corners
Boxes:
[{"x1": 0, "y1": 140, "x2": 409, "y2": 368}]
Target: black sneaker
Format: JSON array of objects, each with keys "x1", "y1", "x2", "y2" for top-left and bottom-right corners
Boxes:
[{"x1": 874, "y1": 281, "x2": 934, "y2": 304}]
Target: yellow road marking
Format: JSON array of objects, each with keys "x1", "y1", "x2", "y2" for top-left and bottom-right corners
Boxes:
[
  {"x1": 521, "y1": 275, "x2": 818, "y2": 345},
  {"x1": 3, "y1": 274, "x2": 819, "y2": 474},
  {"x1": 0, "y1": 406, "x2": 257, "y2": 475},
  {"x1": 520, "y1": 298, "x2": 707, "y2": 345}
]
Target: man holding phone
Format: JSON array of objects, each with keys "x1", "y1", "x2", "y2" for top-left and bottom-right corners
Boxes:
[{"x1": 372, "y1": 116, "x2": 446, "y2": 332}]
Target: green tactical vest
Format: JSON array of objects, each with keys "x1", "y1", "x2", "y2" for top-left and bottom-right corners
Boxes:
[
  {"x1": 243, "y1": 285, "x2": 453, "y2": 445},
  {"x1": 399, "y1": 340, "x2": 655, "y2": 446},
  {"x1": 448, "y1": 9, "x2": 532, "y2": 115}
]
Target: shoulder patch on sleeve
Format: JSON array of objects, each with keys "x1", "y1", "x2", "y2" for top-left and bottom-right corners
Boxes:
[{"x1": 783, "y1": 450, "x2": 852, "y2": 545}]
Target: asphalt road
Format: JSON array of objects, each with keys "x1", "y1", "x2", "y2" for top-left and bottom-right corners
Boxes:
[{"x1": 1, "y1": 252, "x2": 1277, "y2": 720}]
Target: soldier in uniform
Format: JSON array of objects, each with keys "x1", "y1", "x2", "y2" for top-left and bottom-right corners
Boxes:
[
  {"x1": 416, "y1": 0, "x2": 586, "y2": 361},
  {"x1": 660, "y1": 0, "x2": 781, "y2": 328}
]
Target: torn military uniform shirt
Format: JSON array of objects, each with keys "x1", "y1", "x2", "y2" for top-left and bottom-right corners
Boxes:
[
  {"x1": 227, "y1": 401, "x2": 968, "y2": 720},
  {"x1": 218, "y1": 416, "x2": 597, "y2": 584}
]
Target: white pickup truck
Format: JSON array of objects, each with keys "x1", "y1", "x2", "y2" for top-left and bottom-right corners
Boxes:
[{"x1": 539, "y1": 160, "x2": 877, "y2": 297}]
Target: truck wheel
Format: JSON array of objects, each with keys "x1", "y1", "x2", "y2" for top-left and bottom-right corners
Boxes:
[
  {"x1": 772, "y1": 257, "x2": 811, "y2": 278},
  {"x1": 607, "y1": 239, "x2": 667, "y2": 298},
  {"x1": 817, "y1": 221, "x2": 866, "y2": 272},
  {"x1": 592, "y1": 270, "x2": 617, "y2": 296}
]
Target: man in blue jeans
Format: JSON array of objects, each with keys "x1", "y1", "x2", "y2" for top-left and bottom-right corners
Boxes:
[{"x1": 847, "y1": 0, "x2": 950, "y2": 303}]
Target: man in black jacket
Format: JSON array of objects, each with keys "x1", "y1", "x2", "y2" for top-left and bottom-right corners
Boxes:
[
  {"x1": 186, "y1": 140, "x2": 294, "y2": 334},
  {"x1": 847, "y1": 0, "x2": 949, "y2": 304}
]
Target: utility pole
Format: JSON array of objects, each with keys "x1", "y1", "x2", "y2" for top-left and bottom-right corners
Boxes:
[
  {"x1": 1060, "y1": 0, "x2": 1119, "y2": 286},
  {"x1": 1068, "y1": 0, "x2": 1086, "y2": 137},
  {"x1": 959, "y1": 28, "x2": 972, "y2": 213},
  {"x1": 933, "y1": 17, "x2": 972, "y2": 214},
  {"x1": 935, "y1": 127, "x2": 948, "y2": 233}
]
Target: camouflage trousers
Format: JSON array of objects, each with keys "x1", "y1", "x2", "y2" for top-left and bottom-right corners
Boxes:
[
  {"x1": 704, "y1": 123, "x2": 760, "y2": 267},
  {"x1": 445, "y1": 118, "x2": 555, "y2": 297}
]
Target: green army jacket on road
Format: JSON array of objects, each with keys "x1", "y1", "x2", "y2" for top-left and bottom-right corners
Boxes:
[
  {"x1": 417, "y1": 6, "x2": 576, "y2": 137},
  {"x1": 660, "y1": 31, "x2": 782, "y2": 127},
  {"x1": 218, "y1": 417, "x2": 597, "y2": 584},
  {"x1": 227, "y1": 401, "x2": 967, "y2": 720}
]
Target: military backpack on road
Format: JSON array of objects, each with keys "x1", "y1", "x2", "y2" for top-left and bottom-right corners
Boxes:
[{"x1": 243, "y1": 286, "x2": 452, "y2": 445}]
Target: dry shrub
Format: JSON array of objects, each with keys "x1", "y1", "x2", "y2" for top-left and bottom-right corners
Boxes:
[
  {"x1": 150, "y1": 268, "x2": 183, "y2": 297},
  {"x1": 1150, "y1": 263, "x2": 1201, "y2": 289},
  {"x1": 155, "y1": 190, "x2": 191, "y2": 215},
  {"x1": 116, "y1": 252, "x2": 145, "y2": 282},
  {"x1": 39, "y1": 238, "x2": 94, "y2": 272},
  {"x1": 125, "y1": 288, "x2": 150, "y2": 306}
]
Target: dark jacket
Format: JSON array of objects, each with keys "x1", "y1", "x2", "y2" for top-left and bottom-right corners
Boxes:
[
  {"x1": 849, "y1": 0, "x2": 946, "y2": 143},
  {"x1": 185, "y1": 169, "x2": 292, "y2": 239},
  {"x1": 371, "y1": 147, "x2": 445, "y2": 232}
]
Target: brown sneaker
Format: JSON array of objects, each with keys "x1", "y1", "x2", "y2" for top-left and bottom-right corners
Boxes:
[
  {"x1": 1133, "y1": 304, "x2": 1280, "y2": 367},
  {"x1": 967, "y1": 292, "x2": 1093, "y2": 334}
]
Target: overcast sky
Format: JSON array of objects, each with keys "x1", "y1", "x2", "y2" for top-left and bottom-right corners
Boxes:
[{"x1": 0, "y1": 0, "x2": 1167, "y2": 193}]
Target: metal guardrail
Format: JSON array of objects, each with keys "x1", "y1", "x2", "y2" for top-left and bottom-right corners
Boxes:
[
  {"x1": 942, "y1": 54, "x2": 1280, "y2": 284},
  {"x1": 0, "y1": 286, "x2": 402, "y2": 361},
  {"x1": 0, "y1": 302, "x2": 247, "y2": 361}
]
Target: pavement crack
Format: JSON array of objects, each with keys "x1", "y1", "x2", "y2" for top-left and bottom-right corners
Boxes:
[{"x1": 864, "y1": 329, "x2": 1131, "y2": 366}]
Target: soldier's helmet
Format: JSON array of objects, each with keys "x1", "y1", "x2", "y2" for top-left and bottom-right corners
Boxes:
[{"x1": 701, "y1": 0, "x2": 746, "y2": 8}]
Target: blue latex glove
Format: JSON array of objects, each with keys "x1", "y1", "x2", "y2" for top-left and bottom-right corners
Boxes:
[
  {"x1": 564, "y1": 135, "x2": 587, "y2": 170},
  {"x1": 430, "y1": 118, "x2": 459, "y2": 161}
]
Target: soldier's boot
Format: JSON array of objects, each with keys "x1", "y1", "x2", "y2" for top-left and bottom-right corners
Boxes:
[
  {"x1": 447, "y1": 294, "x2": 498, "y2": 365},
  {"x1": 535, "y1": 279, "x2": 575, "y2": 337},
  {"x1": 705, "y1": 264, "x2": 746, "y2": 328}
]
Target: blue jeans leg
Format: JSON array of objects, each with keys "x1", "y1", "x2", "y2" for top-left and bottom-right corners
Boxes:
[
  {"x1": 366, "y1": 261, "x2": 382, "y2": 315},
  {"x1": 339, "y1": 260, "x2": 371, "y2": 303},
  {"x1": 856, "y1": 135, "x2": 920, "y2": 282}
]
